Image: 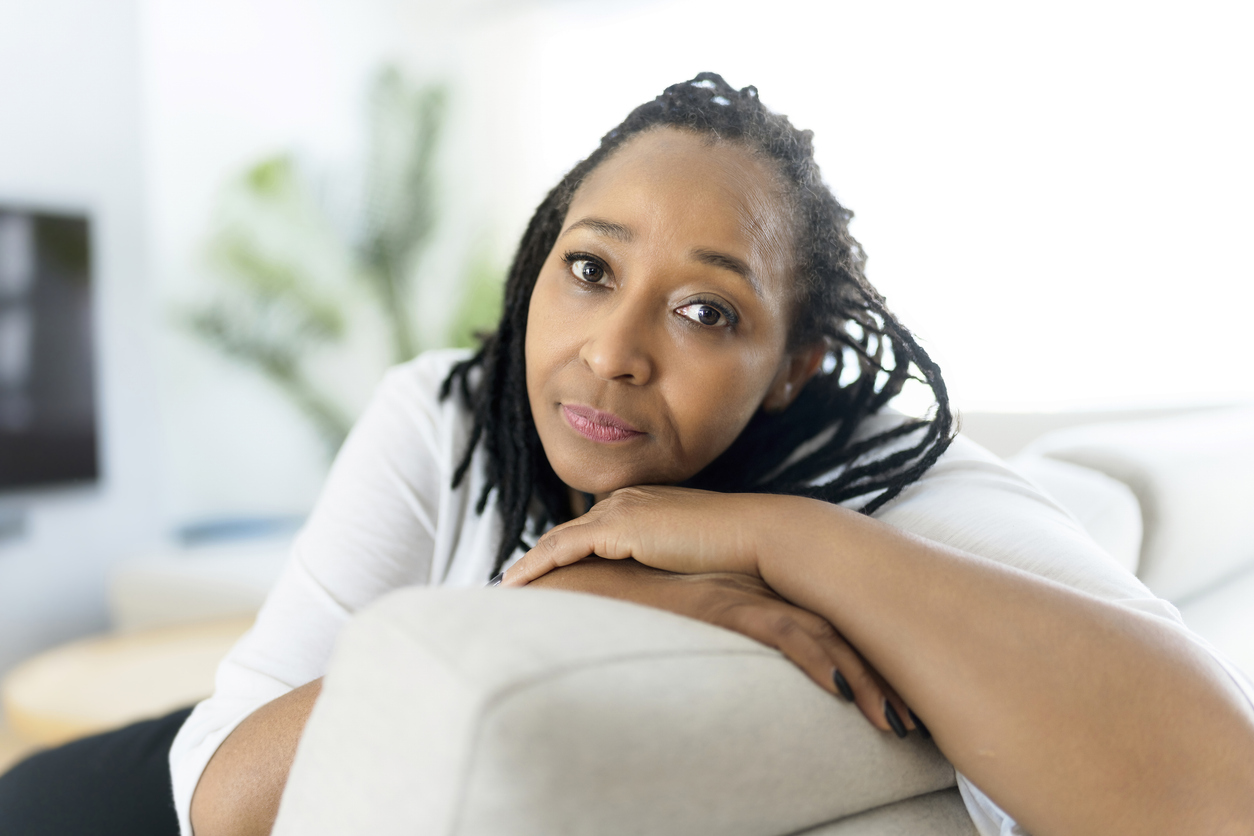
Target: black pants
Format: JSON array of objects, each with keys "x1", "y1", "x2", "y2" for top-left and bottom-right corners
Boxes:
[{"x1": 0, "y1": 707, "x2": 192, "y2": 836}]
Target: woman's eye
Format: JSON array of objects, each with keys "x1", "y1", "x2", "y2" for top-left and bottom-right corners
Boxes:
[
  {"x1": 569, "y1": 259, "x2": 605, "y2": 283},
  {"x1": 677, "y1": 303, "x2": 730, "y2": 327}
]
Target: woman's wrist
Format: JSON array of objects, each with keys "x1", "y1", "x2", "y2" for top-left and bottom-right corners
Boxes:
[
  {"x1": 524, "y1": 556, "x2": 673, "y2": 602},
  {"x1": 749, "y1": 493, "x2": 852, "y2": 599}
]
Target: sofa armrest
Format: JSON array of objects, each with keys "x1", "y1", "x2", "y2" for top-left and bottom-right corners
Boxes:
[{"x1": 273, "y1": 587, "x2": 962, "y2": 836}]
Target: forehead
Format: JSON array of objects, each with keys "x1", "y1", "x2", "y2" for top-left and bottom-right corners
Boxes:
[{"x1": 565, "y1": 129, "x2": 796, "y2": 293}]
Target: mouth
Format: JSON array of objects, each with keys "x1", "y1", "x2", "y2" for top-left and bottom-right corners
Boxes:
[{"x1": 561, "y1": 404, "x2": 645, "y2": 444}]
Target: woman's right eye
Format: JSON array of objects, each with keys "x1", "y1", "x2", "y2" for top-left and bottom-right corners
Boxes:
[{"x1": 569, "y1": 259, "x2": 605, "y2": 283}]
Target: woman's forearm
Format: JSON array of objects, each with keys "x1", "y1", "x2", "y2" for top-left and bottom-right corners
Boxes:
[
  {"x1": 190, "y1": 678, "x2": 322, "y2": 836},
  {"x1": 758, "y1": 497, "x2": 1254, "y2": 835}
]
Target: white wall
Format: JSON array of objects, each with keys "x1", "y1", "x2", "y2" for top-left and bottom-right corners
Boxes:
[
  {"x1": 0, "y1": 0, "x2": 545, "y2": 673},
  {"x1": 0, "y1": 0, "x2": 162, "y2": 673},
  {"x1": 141, "y1": 0, "x2": 511, "y2": 527},
  {"x1": 477, "y1": 0, "x2": 1254, "y2": 413}
]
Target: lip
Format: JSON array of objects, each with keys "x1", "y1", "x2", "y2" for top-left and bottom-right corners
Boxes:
[{"x1": 561, "y1": 404, "x2": 645, "y2": 444}]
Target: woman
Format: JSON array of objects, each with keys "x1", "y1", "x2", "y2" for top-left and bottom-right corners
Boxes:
[
  {"x1": 181, "y1": 73, "x2": 1252, "y2": 835},
  {"x1": 4, "y1": 73, "x2": 1249, "y2": 836}
]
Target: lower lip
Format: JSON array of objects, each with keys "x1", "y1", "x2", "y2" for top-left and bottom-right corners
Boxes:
[{"x1": 562, "y1": 406, "x2": 644, "y2": 444}]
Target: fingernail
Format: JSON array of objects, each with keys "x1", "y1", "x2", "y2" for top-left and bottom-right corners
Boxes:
[
  {"x1": 908, "y1": 709, "x2": 931, "y2": 740},
  {"x1": 832, "y1": 669, "x2": 854, "y2": 702},
  {"x1": 488, "y1": 572, "x2": 504, "y2": 587},
  {"x1": 884, "y1": 700, "x2": 908, "y2": 738}
]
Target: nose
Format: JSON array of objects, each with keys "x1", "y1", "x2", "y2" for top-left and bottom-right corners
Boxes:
[{"x1": 580, "y1": 296, "x2": 655, "y2": 385}]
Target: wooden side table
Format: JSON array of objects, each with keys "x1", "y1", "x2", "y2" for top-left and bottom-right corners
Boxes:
[{"x1": 0, "y1": 617, "x2": 252, "y2": 748}]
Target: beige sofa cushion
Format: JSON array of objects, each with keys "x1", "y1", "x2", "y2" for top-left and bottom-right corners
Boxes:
[
  {"x1": 798, "y1": 788, "x2": 973, "y2": 834},
  {"x1": 274, "y1": 587, "x2": 971, "y2": 836},
  {"x1": 1176, "y1": 561, "x2": 1254, "y2": 681},
  {"x1": 1022, "y1": 405, "x2": 1254, "y2": 601}
]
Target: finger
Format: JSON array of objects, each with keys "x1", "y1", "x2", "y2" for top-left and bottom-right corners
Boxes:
[
  {"x1": 882, "y1": 683, "x2": 924, "y2": 739},
  {"x1": 803, "y1": 621, "x2": 897, "y2": 733},
  {"x1": 831, "y1": 648, "x2": 919, "y2": 738},
  {"x1": 502, "y1": 523, "x2": 593, "y2": 587},
  {"x1": 728, "y1": 606, "x2": 851, "y2": 700},
  {"x1": 785, "y1": 612, "x2": 922, "y2": 737},
  {"x1": 503, "y1": 515, "x2": 631, "y2": 587}
]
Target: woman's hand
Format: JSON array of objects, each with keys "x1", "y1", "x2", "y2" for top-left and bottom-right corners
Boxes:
[
  {"x1": 518, "y1": 554, "x2": 921, "y2": 737},
  {"x1": 504, "y1": 485, "x2": 782, "y2": 584}
]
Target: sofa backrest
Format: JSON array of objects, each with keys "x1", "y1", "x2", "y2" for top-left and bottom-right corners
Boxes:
[
  {"x1": 1019, "y1": 406, "x2": 1254, "y2": 602},
  {"x1": 275, "y1": 588, "x2": 964, "y2": 836}
]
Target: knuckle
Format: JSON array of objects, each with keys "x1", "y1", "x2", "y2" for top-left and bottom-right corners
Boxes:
[
  {"x1": 540, "y1": 530, "x2": 562, "y2": 555},
  {"x1": 807, "y1": 618, "x2": 841, "y2": 644},
  {"x1": 767, "y1": 613, "x2": 803, "y2": 641},
  {"x1": 609, "y1": 485, "x2": 659, "y2": 514},
  {"x1": 615, "y1": 486, "x2": 644, "y2": 502},
  {"x1": 717, "y1": 601, "x2": 769, "y2": 635},
  {"x1": 848, "y1": 665, "x2": 880, "y2": 692}
]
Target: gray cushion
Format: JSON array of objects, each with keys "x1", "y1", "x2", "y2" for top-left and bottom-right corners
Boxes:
[{"x1": 274, "y1": 588, "x2": 965, "y2": 836}]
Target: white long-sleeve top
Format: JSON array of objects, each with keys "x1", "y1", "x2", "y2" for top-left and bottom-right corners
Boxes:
[{"x1": 169, "y1": 348, "x2": 1254, "y2": 836}]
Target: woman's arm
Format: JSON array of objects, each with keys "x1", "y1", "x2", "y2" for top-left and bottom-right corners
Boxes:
[
  {"x1": 761, "y1": 498, "x2": 1254, "y2": 835},
  {"x1": 175, "y1": 355, "x2": 463, "y2": 835},
  {"x1": 190, "y1": 679, "x2": 322, "y2": 836},
  {"x1": 506, "y1": 487, "x2": 1254, "y2": 835}
]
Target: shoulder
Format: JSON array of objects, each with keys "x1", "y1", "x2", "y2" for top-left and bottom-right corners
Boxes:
[
  {"x1": 375, "y1": 347, "x2": 476, "y2": 407},
  {"x1": 864, "y1": 410, "x2": 1166, "y2": 609},
  {"x1": 316, "y1": 347, "x2": 482, "y2": 506},
  {"x1": 354, "y1": 349, "x2": 477, "y2": 442}
]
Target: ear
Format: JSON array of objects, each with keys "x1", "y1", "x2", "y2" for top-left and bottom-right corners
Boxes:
[{"x1": 762, "y1": 342, "x2": 827, "y2": 413}]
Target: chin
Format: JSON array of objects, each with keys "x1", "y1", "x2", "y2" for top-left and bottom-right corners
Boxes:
[
  {"x1": 552, "y1": 465, "x2": 635, "y2": 496},
  {"x1": 548, "y1": 452, "x2": 671, "y2": 496}
]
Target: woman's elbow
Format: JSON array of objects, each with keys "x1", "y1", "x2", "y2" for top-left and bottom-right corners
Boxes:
[{"x1": 189, "y1": 678, "x2": 322, "y2": 836}]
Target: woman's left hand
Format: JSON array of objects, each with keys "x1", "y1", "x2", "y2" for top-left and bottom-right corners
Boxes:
[
  {"x1": 502, "y1": 485, "x2": 781, "y2": 586},
  {"x1": 506, "y1": 488, "x2": 923, "y2": 736}
]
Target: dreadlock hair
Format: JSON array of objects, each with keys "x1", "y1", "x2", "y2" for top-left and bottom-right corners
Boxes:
[{"x1": 440, "y1": 72, "x2": 956, "y2": 577}]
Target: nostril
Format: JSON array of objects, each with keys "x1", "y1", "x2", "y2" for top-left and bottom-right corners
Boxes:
[{"x1": 581, "y1": 334, "x2": 652, "y2": 384}]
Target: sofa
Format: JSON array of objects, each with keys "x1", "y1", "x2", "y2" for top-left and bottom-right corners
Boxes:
[{"x1": 264, "y1": 405, "x2": 1254, "y2": 835}]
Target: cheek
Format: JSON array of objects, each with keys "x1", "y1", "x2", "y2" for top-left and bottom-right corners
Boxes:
[
  {"x1": 524, "y1": 272, "x2": 577, "y2": 402},
  {"x1": 663, "y1": 344, "x2": 780, "y2": 462}
]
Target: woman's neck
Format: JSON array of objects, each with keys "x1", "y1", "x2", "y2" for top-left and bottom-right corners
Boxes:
[{"x1": 568, "y1": 487, "x2": 603, "y2": 517}]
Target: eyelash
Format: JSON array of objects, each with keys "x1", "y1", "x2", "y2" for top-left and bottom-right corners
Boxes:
[
  {"x1": 682, "y1": 295, "x2": 739, "y2": 328},
  {"x1": 562, "y1": 251, "x2": 609, "y2": 284},
  {"x1": 560, "y1": 251, "x2": 740, "y2": 329}
]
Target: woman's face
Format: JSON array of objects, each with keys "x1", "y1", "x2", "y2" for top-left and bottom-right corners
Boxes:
[{"x1": 526, "y1": 128, "x2": 819, "y2": 497}]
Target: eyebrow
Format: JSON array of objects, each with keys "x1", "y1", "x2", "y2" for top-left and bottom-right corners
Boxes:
[
  {"x1": 562, "y1": 216, "x2": 762, "y2": 297},
  {"x1": 691, "y1": 248, "x2": 762, "y2": 296},
  {"x1": 562, "y1": 216, "x2": 634, "y2": 242}
]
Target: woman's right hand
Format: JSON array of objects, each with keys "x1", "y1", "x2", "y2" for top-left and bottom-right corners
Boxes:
[{"x1": 523, "y1": 557, "x2": 922, "y2": 738}]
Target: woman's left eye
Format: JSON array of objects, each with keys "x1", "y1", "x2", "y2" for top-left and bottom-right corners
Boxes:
[
  {"x1": 676, "y1": 302, "x2": 734, "y2": 328},
  {"x1": 569, "y1": 259, "x2": 605, "y2": 283}
]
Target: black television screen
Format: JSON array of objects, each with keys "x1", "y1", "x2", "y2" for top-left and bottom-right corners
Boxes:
[{"x1": 0, "y1": 207, "x2": 97, "y2": 491}]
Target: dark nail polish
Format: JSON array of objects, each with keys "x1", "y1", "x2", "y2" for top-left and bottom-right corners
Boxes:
[
  {"x1": 488, "y1": 572, "x2": 504, "y2": 587},
  {"x1": 832, "y1": 669, "x2": 854, "y2": 701},
  {"x1": 884, "y1": 700, "x2": 908, "y2": 738},
  {"x1": 908, "y1": 709, "x2": 931, "y2": 740}
]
